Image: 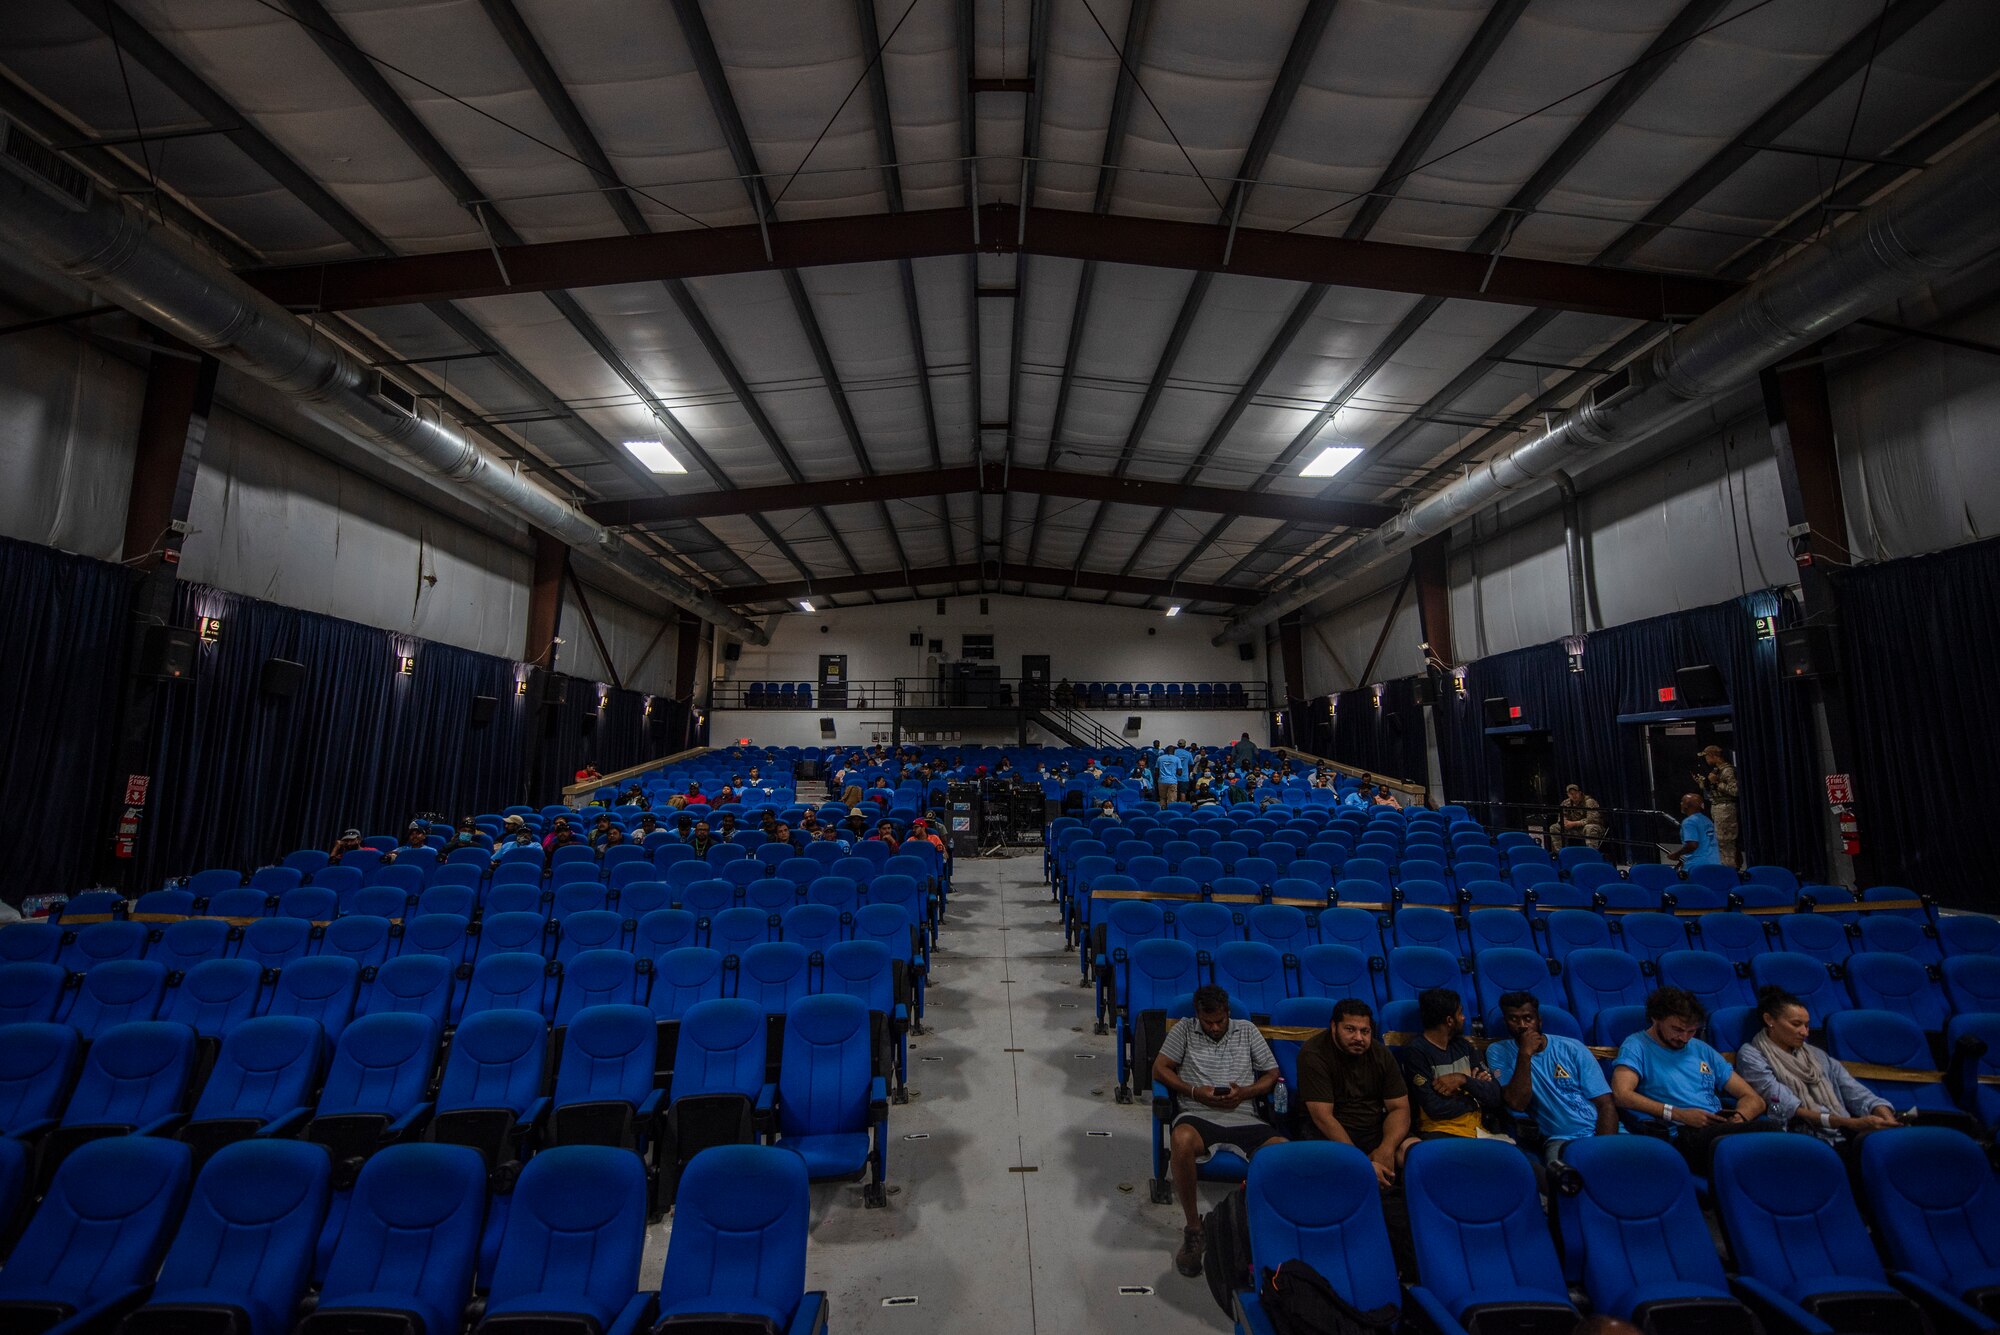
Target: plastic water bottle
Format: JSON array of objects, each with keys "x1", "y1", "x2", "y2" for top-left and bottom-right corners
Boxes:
[{"x1": 1271, "y1": 1080, "x2": 1290, "y2": 1117}]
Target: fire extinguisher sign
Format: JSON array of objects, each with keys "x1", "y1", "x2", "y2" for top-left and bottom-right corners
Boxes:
[{"x1": 1824, "y1": 774, "x2": 1853, "y2": 805}]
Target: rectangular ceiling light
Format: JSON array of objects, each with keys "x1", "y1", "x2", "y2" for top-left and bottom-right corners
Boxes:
[
  {"x1": 1165, "y1": 605, "x2": 1182, "y2": 617},
  {"x1": 1300, "y1": 445, "x2": 1363, "y2": 478},
  {"x1": 797, "y1": 600, "x2": 815, "y2": 613},
  {"x1": 622, "y1": 439, "x2": 686, "y2": 474}
]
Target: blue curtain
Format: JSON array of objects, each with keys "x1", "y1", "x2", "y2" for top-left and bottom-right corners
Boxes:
[
  {"x1": 1430, "y1": 590, "x2": 1822, "y2": 877},
  {"x1": 0, "y1": 536, "x2": 133, "y2": 904},
  {"x1": 141, "y1": 584, "x2": 533, "y2": 883},
  {"x1": 1831, "y1": 536, "x2": 2000, "y2": 908}
]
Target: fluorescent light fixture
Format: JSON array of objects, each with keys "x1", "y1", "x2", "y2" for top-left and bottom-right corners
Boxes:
[
  {"x1": 1165, "y1": 605, "x2": 1182, "y2": 617},
  {"x1": 621, "y1": 439, "x2": 686, "y2": 474},
  {"x1": 797, "y1": 599, "x2": 816, "y2": 613},
  {"x1": 1300, "y1": 444, "x2": 1363, "y2": 478}
]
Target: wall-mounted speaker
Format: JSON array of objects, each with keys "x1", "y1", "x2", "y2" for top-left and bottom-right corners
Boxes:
[
  {"x1": 819, "y1": 717, "x2": 835, "y2": 739},
  {"x1": 1124, "y1": 716, "x2": 1141, "y2": 733},
  {"x1": 469, "y1": 695, "x2": 497, "y2": 727},
  {"x1": 1676, "y1": 664, "x2": 1726, "y2": 707},
  {"x1": 1238, "y1": 642, "x2": 1256, "y2": 662},
  {"x1": 1413, "y1": 676, "x2": 1438, "y2": 706},
  {"x1": 1482, "y1": 696, "x2": 1513, "y2": 728},
  {"x1": 140, "y1": 625, "x2": 199, "y2": 680},
  {"x1": 543, "y1": 674, "x2": 569, "y2": 706},
  {"x1": 722, "y1": 642, "x2": 742, "y2": 662},
  {"x1": 260, "y1": 658, "x2": 305, "y2": 698},
  {"x1": 1776, "y1": 625, "x2": 1837, "y2": 679}
]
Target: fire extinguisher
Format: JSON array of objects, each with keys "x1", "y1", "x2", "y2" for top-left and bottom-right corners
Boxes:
[{"x1": 1831, "y1": 801, "x2": 1860, "y2": 856}]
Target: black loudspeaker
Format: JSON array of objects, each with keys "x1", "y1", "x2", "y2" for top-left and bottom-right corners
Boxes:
[
  {"x1": 1482, "y1": 696, "x2": 1513, "y2": 727},
  {"x1": 141, "y1": 625, "x2": 200, "y2": 680},
  {"x1": 1676, "y1": 664, "x2": 1726, "y2": 707},
  {"x1": 722, "y1": 642, "x2": 742, "y2": 662},
  {"x1": 910, "y1": 632, "x2": 923, "y2": 647},
  {"x1": 1238, "y1": 642, "x2": 1256, "y2": 662},
  {"x1": 1124, "y1": 716, "x2": 1142, "y2": 732},
  {"x1": 1413, "y1": 676, "x2": 1438, "y2": 706},
  {"x1": 1777, "y1": 625, "x2": 1837, "y2": 679},
  {"x1": 819, "y1": 717, "x2": 835, "y2": 739},
  {"x1": 543, "y1": 674, "x2": 570, "y2": 706},
  {"x1": 260, "y1": 658, "x2": 305, "y2": 698},
  {"x1": 470, "y1": 695, "x2": 497, "y2": 727}
]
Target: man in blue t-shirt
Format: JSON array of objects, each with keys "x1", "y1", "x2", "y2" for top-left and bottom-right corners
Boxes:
[
  {"x1": 1156, "y1": 747, "x2": 1183, "y2": 804},
  {"x1": 1671, "y1": 792, "x2": 1721, "y2": 870},
  {"x1": 1487, "y1": 992, "x2": 1620, "y2": 1163},
  {"x1": 1611, "y1": 986, "x2": 1771, "y2": 1172}
]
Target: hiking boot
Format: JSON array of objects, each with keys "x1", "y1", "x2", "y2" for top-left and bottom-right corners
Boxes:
[{"x1": 1175, "y1": 1221, "x2": 1204, "y2": 1277}]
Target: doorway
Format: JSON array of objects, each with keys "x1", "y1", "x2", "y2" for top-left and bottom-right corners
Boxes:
[
  {"x1": 818, "y1": 654, "x2": 848, "y2": 709},
  {"x1": 1021, "y1": 654, "x2": 1050, "y2": 708},
  {"x1": 1642, "y1": 717, "x2": 1735, "y2": 816},
  {"x1": 1496, "y1": 730, "x2": 1557, "y2": 826}
]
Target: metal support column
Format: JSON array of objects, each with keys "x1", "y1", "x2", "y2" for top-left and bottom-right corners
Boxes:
[
  {"x1": 1761, "y1": 361, "x2": 1869, "y2": 885},
  {"x1": 100, "y1": 345, "x2": 218, "y2": 884}
]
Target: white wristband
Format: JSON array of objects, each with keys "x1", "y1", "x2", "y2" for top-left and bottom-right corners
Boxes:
[{"x1": 1661, "y1": 1104, "x2": 1675, "y2": 1121}]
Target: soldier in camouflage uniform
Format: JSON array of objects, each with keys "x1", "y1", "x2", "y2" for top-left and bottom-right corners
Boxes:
[
  {"x1": 1556, "y1": 784, "x2": 1607, "y2": 851},
  {"x1": 1698, "y1": 745, "x2": 1740, "y2": 867}
]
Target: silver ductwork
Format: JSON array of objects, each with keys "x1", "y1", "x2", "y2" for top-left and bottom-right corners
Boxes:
[
  {"x1": 1549, "y1": 469, "x2": 1587, "y2": 639},
  {"x1": 1218, "y1": 120, "x2": 2000, "y2": 644},
  {"x1": 0, "y1": 134, "x2": 769, "y2": 645}
]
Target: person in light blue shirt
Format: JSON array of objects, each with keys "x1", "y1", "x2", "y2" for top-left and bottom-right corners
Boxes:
[
  {"x1": 1156, "y1": 747, "x2": 1184, "y2": 804},
  {"x1": 1486, "y1": 992, "x2": 1620, "y2": 1162},
  {"x1": 1672, "y1": 792, "x2": 1721, "y2": 869},
  {"x1": 1611, "y1": 987, "x2": 1771, "y2": 1173}
]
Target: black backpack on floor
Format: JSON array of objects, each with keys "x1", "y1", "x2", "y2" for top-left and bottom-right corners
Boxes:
[
  {"x1": 1201, "y1": 1184, "x2": 1253, "y2": 1317},
  {"x1": 1259, "y1": 1261, "x2": 1401, "y2": 1335}
]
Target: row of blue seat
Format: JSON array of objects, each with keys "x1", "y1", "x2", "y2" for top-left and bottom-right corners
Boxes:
[
  {"x1": 1220, "y1": 1131, "x2": 1998, "y2": 1335},
  {"x1": 0, "y1": 1119, "x2": 825, "y2": 1335},
  {"x1": 2, "y1": 924, "x2": 919, "y2": 1049}
]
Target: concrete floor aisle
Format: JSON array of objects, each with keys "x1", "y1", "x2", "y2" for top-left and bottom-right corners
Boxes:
[{"x1": 640, "y1": 850, "x2": 1233, "y2": 1335}]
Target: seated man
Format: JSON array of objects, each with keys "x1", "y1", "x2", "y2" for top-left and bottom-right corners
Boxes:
[
  {"x1": 1294, "y1": 998, "x2": 1411, "y2": 1189},
  {"x1": 1486, "y1": 991, "x2": 1620, "y2": 1162},
  {"x1": 1612, "y1": 987, "x2": 1770, "y2": 1173},
  {"x1": 1152, "y1": 984, "x2": 1285, "y2": 1278},
  {"x1": 1397, "y1": 988, "x2": 1505, "y2": 1164}
]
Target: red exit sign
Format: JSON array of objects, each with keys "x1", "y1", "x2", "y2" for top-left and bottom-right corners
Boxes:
[{"x1": 1657, "y1": 686, "x2": 1678, "y2": 704}]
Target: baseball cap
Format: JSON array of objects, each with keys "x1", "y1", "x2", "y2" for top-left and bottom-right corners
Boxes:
[{"x1": 341, "y1": 829, "x2": 361, "y2": 841}]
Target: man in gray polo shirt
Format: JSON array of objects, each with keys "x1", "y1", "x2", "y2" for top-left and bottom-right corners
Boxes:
[{"x1": 1152, "y1": 984, "x2": 1285, "y2": 1276}]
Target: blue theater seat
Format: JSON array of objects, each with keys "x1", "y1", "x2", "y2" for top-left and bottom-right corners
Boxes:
[
  {"x1": 1236, "y1": 1142, "x2": 1400, "y2": 1335},
  {"x1": 478, "y1": 1146, "x2": 649, "y2": 1335},
  {"x1": 149, "y1": 917, "x2": 237, "y2": 973},
  {"x1": 160, "y1": 957, "x2": 263, "y2": 1040},
  {"x1": 53, "y1": 1019, "x2": 196, "y2": 1157},
  {"x1": 127, "y1": 1138, "x2": 331, "y2": 1335},
  {"x1": 304, "y1": 1143, "x2": 485, "y2": 1335},
  {"x1": 306, "y1": 1011, "x2": 442, "y2": 1170},
  {"x1": 550, "y1": 1004, "x2": 661, "y2": 1153},
  {"x1": 0, "y1": 1136, "x2": 192, "y2": 1334},
  {"x1": 178, "y1": 1015, "x2": 324, "y2": 1166},
  {"x1": 0, "y1": 1022, "x2": 82, "y2": 1139},
  {"x1": 773, "y1": 993, "x2": 888, "y2": 1206},
  {"x1": 1858, "y1": 1126, "x2": 2000, "y2": 1330},
  {"x1": 0, "y1": 961, "x2": 67, "y2": 1027},
  {"x1": 1558, "y1": 1134, "x2": 1752, "y2": 1331},
  {"x1": 656, "y1": 1144, "x2": 825, "y2": 1335},
  {"x1": 1712, "y1": 1132, "x2": 1926, "y2": 1335},
  {"x1": 428, "y1": 1008, "x2": 549, "y2": 1171},
  {"x1": 264, "y1": 955, "x2": 362, "y2": 1044},
  {"x1": 1404, "y1": 1137, "x2": 1578, "y2": 1335}
]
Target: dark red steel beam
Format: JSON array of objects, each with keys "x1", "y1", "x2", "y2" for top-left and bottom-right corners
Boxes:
[
  {"x1": 581, "y1": 461, "x2": 1396, "y2": 528},
  {"x1": 719, "y1": 562, "x2": 1261, "y2": 607},
  {"x1": 244, "y1": 204, "x2": 1737, "y2": 322}
]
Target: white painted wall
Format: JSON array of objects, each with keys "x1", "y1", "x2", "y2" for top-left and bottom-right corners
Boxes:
[
  {"x1": 710, "y1": 706, "x2": 1270, "y2": 750},
  {"x1": 558, "y1": 581, "x2": 679, "y2": 697},
  {"x1": 721, "y1": 594, "x2": 1261, "y2": 690}
]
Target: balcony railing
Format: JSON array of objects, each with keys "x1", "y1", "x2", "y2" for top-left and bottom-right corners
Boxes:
[{"x1": 708, "y1": 677, "x2": 1269, "y2": 710}]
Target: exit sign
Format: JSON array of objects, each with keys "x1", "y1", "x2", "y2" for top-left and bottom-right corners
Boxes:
[{"x1": 1657, "y1": 686, "x2": 1678, "y2": 704}]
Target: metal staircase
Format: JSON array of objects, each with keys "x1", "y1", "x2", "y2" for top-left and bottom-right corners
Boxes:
[{"x1": 1025, "y1": 706, "x2": 1124, "y2": 751}]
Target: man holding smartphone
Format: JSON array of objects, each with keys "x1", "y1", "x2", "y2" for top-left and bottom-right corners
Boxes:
[
  {"x1": 1153, "y1": 985, "x2": 1285, "y2": 1277},
  {"x1": 1611, "y1": 987, "x2": 1772, "y2": 1172}
]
